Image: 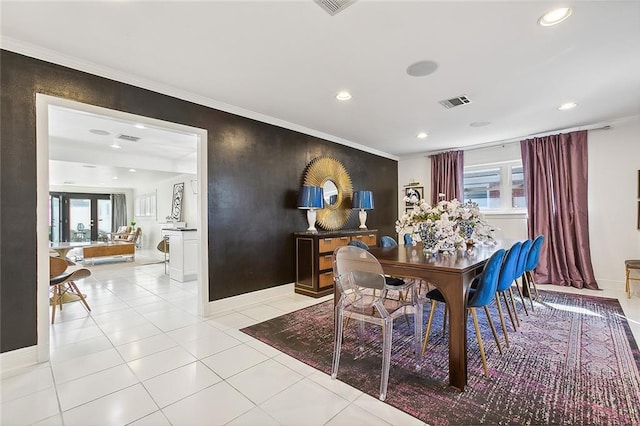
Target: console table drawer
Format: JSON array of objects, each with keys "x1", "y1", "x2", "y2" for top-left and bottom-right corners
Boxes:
[
  {"x1": 319, "y1": 254, "x2": 333, "y2": 271},
  {"x1": 319, "y1": 271, "x2": 334, "y2": 288},
  {"x1": 318, "y1": 236, "x2": 350, "y2": 253},
  {"x1": 351, "y1": 233, "x2": 377, "y2": 246}
]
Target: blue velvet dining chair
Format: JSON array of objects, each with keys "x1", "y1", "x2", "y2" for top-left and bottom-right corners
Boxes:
[
  {"x1": 379, "y1": 236, "x2": 398, "y2": 248},
  {"x1": 422, "y1": 249, "x2": 506, "y2": 377},
  {"x1": 513, "y1": 239, "x2": 533, "y2": 314},
  {"x1": 493, "y1": 241, "x2": 523, "y2": 348},
  {"x1": 523, "y1": 235, "x2": 544, "y2": 302},
  {"x1": 347, "y1": 240, "x2": 369, "y2": 250}
]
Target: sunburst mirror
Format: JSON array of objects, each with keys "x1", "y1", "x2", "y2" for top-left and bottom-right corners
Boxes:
[{"x1": 303, "y1": 156, "x2": 353, "y2": 230}]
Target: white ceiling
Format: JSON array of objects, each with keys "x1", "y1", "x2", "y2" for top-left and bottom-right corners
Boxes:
[
  {"x1": 2, "y1": 1, "x2": 640, "y2": 163},
  {"x1": 47, "y1": 105, "x2": 198, "y2": 188}
]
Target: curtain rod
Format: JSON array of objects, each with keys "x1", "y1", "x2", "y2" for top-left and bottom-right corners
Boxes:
[{"x1": 425, "y1": 123, "x2": 612, "y2": 156}]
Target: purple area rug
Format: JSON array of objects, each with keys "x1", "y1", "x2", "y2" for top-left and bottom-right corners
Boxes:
[{"x1": 241, "y1": 290, "x2": 640, "y2": 425}]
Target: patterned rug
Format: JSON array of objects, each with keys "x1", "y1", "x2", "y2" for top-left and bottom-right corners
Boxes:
[{"x1": 241, "y1": 291, "x2": 640, "y2": 425}]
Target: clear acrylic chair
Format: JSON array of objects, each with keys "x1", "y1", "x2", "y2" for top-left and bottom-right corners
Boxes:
[{"x1": 331, "y1": 245, "x2": 423, "y2": 401}]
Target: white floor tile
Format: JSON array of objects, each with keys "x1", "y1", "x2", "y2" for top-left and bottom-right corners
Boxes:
[
  {"x1": 325, "y1": 404, "x2": 392, "y2": 426},
  {"x1": 50, "y1": 335, "x2": 114, "y2": 364},
  {"x1": 307, "y1": 370, "x2": 363, "y2": 402},
  {"x1": 104, "y1": 321, "x2": 163, "y2": 346},
  {"x1": 61, "y1": 383, "x2": 158, "y2": 426},
  {"x1": 56, "y1": 364, "x2": 138, "y2": 411},
  {"x1": 32, "y1": 413, "x2": 64, "y2": 426},
  {"x1": 259, "y1": 379, "x2": 350, "y2": 426},
  {"x1": 161, "y1": 381, "x2": 254, "y2": 426},
  {"x1": 126, "y1": 410, "x2": 172, "y2": 426},
  {"x1": 116, "y1": 333, "x2": 178, "y2": 362},
  {"x1": 226, "y1": 359, "x2": 303, "y2": 404},
  {"x1": 238, "y1": 304, "x2": 288, "y2": 322},
  {"x1": 0, "y1": 364, "x2": 54, "y2": 403},
  {"x1": 201, "y1": 344, "x2": 270, "y2": 379},
  {"x1": 226, "y1": 406, "x2": 280, "y2": 426},
  {"x1": 0, "y1": 387, "x2": 60, "y2": 425},
  {"x1": 178, "y1": 331, "x2": 242, "y2": 358},
  {"x1": 142, "y1": 361, "x2": 221, "y2": 407},
  {"x1": 127, "y1": 346, "x2": 196, "y2": 381},
  {"x1": 351, "y1": 393, "x2": 424, "y2": 426},
  {"x1": 52, "y1": 347, "x2": 124, "y2": 384},
  {"x1": 206, "y1": 312, "x2": 258, "y2": 331}
]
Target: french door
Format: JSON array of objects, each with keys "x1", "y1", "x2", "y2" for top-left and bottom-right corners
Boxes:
[{"x1": 49, "y1": 193, "x2": 112, "y2": 242}]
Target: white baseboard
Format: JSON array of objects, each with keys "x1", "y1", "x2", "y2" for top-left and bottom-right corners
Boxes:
[
  {"x1": 206, "y1": 282, "x2": 294, "y2": 315},
  {"x1": 0, "y1": 345, "x2": 40, "y2": 376}
]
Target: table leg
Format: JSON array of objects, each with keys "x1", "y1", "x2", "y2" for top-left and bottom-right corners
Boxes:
[{"x1": 438, "y1": 279, "x2": 468, "y2": 391}]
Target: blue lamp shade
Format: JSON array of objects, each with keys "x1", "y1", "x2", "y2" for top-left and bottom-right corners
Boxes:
[
  {"x1": 352, "y1": 190, "x2": 374, "y2": 210},
  {"x1": 298, "y1": 186, "x2": 324, "y2": 209}
]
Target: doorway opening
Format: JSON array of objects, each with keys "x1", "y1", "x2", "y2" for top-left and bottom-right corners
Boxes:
[{"x1": 36, "y1": 94, "x2": 209, "y2": 362}]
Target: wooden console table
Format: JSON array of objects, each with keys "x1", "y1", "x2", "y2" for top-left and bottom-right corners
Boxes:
[{"x1": 294, "y1": 229, "x2": 377, "y2": 297}]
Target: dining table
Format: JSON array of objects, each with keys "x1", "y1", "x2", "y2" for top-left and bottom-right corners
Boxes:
[{"x1": 367, "y1": 240, "x2": 509, "y2": 391}]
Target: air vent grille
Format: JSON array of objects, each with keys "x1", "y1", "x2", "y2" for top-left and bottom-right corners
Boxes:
[
  {"x1": 314, "y1": 0, "x2": 357, "y2": 16},
  {"x1": 439, "y1": 95, "x2": 472, "y2": 109},
  {"x1": 116, "y1": 134, "x2": 141, "y2": 142}
]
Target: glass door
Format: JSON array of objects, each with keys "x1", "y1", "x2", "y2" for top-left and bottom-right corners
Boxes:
[
  {"x1": 69, "y1": 198, "x2": 92, "y2": 241},
  {"x1": 49, "y1": 194, "x2": 62, "y2": 242},
  {"x1": 51, "y1": 192, "x2": 112, "y2": 242}
]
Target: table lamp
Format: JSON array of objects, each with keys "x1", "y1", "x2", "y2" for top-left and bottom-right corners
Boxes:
[
  {"x1": 352, "y1": 190, "x2": 374, "y2": 229},
  {"x1": 298, "y1": 185, "x2": 324, "y2": 232}
]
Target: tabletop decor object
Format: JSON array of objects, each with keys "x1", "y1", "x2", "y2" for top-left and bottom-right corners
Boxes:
[
  {"x1": 352, "y1": 190, "x2": 374, "y2": 229},
  {"x1": 297, "y1": 185, "x2": 324, "y2": 232},
  {"x1": 395, "y1": 197, "x2": 495, "y2": 253}
]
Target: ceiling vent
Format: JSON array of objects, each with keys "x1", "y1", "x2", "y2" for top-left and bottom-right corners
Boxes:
[
  {"x1": 115, "y1": 134, "x2": 141, "y2": 142},
  {"x1": 439, "y1": 95, "x2": 472, "y2": 109},
  {"x1": 314, "y1": 0, "x2": 357, "y2": 16}
]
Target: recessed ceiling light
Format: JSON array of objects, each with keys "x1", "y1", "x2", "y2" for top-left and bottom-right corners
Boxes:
[
  {"x1": 558, "y1": 102, "x2": 577, "y2": 111},
  {"x1": 89, "y1": 129, "x2": 110, "y2": 136},
  {"x1": 82, "y1": 164, "x2": 97, "y2": 168},
  {"x1": 538, "y1": 7, "x2": 572, "y2": 26},
  {"x1": 417, "y1": 132, "x2": 428, "y2": 139},
  {"x1": 336, "y1": 91, "x2": 352, "y2": 101},
  {"x1": 110, "y1": 141, "x2": 122, "y2": 149},
  {"x1": 134, "y1": 124, "x2": 146, "y2": 129},
  {"x1": 112, "y1": 176, "x2": 119, "y2": 180},
  {"x1": 469, "y1": 121, "x2": 491, "y2": 127},
  {"x1": 129, "y1": 168, "x2": 137, "y2": 173},
  {"x1": 406, "y1": 60, "x2": 438, "y2": 77}
]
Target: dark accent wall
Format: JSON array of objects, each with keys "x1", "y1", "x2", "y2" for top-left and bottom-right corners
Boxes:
[{"x1": 0, "y1": 49, "x2": 398, "y2": 353}]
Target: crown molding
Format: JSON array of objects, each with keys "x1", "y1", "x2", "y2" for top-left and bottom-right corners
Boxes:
[{"x1": 1, "y1": 38, "x2": 398, "y2": 161}]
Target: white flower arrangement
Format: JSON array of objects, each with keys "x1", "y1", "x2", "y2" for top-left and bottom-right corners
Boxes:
[{"x1": 396, "y1": 197, "x2": 496, "y2": 253}]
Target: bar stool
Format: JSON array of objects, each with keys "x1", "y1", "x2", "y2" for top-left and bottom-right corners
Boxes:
[
  {"x1": 625, "y1": 260, "x2": 640, "y2": 298},
  {"x1": 157, "y1": 236, "x2": 170, "y2": 274}
]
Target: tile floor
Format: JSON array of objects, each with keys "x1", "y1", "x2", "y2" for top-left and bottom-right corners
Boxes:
[{"x1": 1, "y1": 252, "x2": 639, "y2": 426}]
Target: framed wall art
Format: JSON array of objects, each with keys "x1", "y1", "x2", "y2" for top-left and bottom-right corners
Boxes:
[
  {"x1": 405, "y1": 186, "x2": 424, "y2": 207},
  {"x1": 170, "y1": 182, "x2": 184, "y2": 222}
]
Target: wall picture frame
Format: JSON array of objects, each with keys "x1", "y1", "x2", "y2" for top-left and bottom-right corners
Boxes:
[
  {"x1": 170, "y1": 182, "x2": 185, "y2": 221},
  {"x1": 405, "y1": 186, "x2": 424, "y2": 207}
]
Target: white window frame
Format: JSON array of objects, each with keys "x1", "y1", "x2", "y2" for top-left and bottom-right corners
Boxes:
[{"x1": 463, "y1": 160, "x2": 527, "y2": 215}]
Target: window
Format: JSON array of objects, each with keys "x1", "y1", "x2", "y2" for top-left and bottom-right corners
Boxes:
[
  {"x1": 135, "y1": 192, "x2": 157, "y2": 218},
  {"x1": 463, "y1": 161, "x2": 527, "y2": 212}
]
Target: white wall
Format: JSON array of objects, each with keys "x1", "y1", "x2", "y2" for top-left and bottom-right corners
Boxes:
[
  {"x1": 397, "y1": 116, "x2": 640, "y2": 288},
  {"x1": 587, "y1": 117, "x2": 640, "y2": 289},
  {"x1": 134, "y1": 173, "x2": 197, "y2": 250}
]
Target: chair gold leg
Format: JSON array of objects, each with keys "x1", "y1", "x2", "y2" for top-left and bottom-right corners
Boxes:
[
  {"x1": 528, "y1": 271, "x2": 540, "y2": 299},
  {"x1": 494, "y1": 294, "x2": 510, "y2": 349},
  {"x1": 422, "y1": 300, "x2": 437, "y2": 355},
  {"x1": 523, "y1": 274, "x2": 535, "y2": 312},
  {"x1": 514, "y1": 279, "x2": 529, "y2": 316},
  {"x1": 625, "y1": 268, "x2": 631, "y2": 299},
  {"x1": 470, "y1": 308, "x2": 489, "y2": 377},
  {"x1": 507, "y1": 288, "x2": 521, "y2": 327},
  {"x1": 484, "y1": 305, "x2": 502, "y2": 355}
]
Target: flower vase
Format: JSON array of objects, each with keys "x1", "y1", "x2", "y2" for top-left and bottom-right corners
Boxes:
[{"x1": 418, "y1": 224, "x2": 438, "y2": 254}]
